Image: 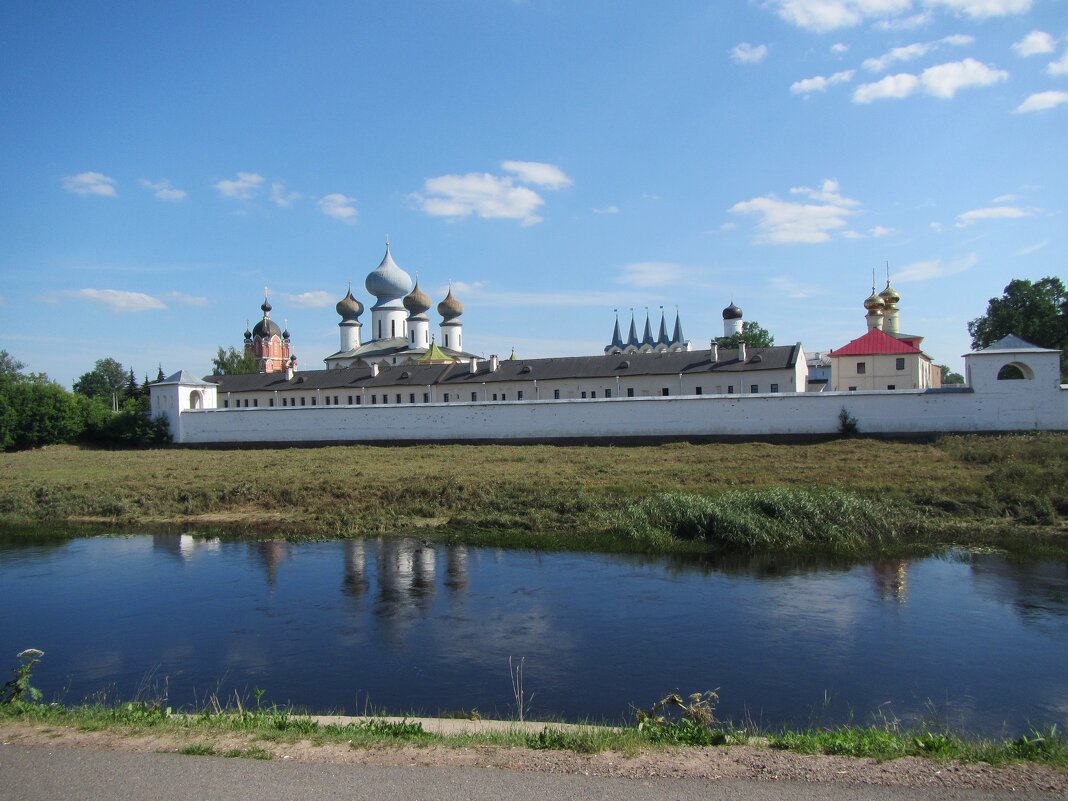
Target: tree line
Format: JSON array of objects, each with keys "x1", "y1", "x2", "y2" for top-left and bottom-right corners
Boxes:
[{"x1": 0, "y1": 353, "x2": 170, "y2": 452}]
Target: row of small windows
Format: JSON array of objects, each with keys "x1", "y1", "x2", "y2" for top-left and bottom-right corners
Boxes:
[{"x1": 222, "y1": 383, "x2": 784, "y2": 408}]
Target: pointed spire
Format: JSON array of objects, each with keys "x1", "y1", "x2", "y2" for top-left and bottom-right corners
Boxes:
[
  {"x1": 641, "y1": 308, "x2": 655, "y2": 348},
  {"x1": 609, "y1": 309, "x2": 624, "y2": 350},
  {"x1": 671, "y1": 310, "x2": 685, "y2": 345},
  {"x1": 626, "y1": 309, "x2": 639, "y2": 349},
  {"x1": 656, "y1": 306, "x2": 670, "y2": 347}
]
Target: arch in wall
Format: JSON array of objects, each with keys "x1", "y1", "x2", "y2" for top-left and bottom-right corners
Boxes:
[
  {"x1": 189, "y1": 390, "x2": 204, "y2": 409},
  {"x1": 996, "y1": 362, "x2": 1033, "y2": 381}
]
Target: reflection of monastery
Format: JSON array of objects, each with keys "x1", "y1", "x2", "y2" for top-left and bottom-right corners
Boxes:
[{"x1": 150, "y1": 243, "x2": 1068, "y2": 443}]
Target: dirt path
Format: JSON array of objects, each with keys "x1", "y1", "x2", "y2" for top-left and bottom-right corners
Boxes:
[{"x1": 2, "y1": 720, "x2": 1065, "y2": 794}]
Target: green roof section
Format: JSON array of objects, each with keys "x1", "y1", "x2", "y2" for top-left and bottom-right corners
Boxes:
[{"x1": 418, "y1": 341, "x2": 452, "y2": 364}]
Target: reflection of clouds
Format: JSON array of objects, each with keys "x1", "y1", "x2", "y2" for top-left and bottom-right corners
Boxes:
[
  {"x1": 343, "y1": 540, "x2": 369, "y2": 599},
  {"x1": 445, "y1": 546, "x2": 469, "y2": 591},
  {"x1": 374, "y1": 538, "x2": 438, "y2": 639}
]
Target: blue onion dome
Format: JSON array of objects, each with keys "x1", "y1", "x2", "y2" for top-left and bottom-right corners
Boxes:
[
  {"x1": 365, "y1": 242, "x2": 413, "y2": 301},
  {"x1": 864, "y1": 288, "x2": 885, "y2": 311},
  {"x1": 722, "y1": 302, "x2": 743, "y2": 320},
  {"x1": 336, "y1": 286, "x2": 363, "y2": 321},
  {"x1": 879, "y1": 281, "x2": 900, "y2": 305},
  {"x1": 403, "y1": 280, "x2": 431, "y2": 315},
  {"x1": 437, "y1": 286, "x2": 464, "y2": 320}
]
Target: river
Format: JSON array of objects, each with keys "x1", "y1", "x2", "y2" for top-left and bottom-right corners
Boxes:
[{"x1": 1, "y1": 534, "x2": 1065, "y2": 735}]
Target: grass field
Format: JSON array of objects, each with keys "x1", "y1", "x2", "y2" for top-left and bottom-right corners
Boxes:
[{"x1": 1, "y1": 433, "x2": 1065, "y2": 555}]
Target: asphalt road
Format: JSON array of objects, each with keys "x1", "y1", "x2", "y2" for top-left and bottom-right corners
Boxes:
[{"x1": 1, "y1": 745, "x2": 1061, "y2": 801}]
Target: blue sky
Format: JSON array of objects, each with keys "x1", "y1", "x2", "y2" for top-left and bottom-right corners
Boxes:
[{"x1": 2, "y1": 0, "x2": 1065, "y2": 387}]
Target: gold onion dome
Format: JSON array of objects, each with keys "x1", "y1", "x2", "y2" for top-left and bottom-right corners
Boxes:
[
  {"x1": 403, "y1": 281, "x2": 431, "y2": 315},
  {"x1": 864, "y1": 289, "x2": 885, "y2": 311},
  {"x1": 879, "y1": 282, "x2": 900, "y2": 305},
  {"x1": 437, "y1": 286, "x2": 464, "y2": 320},
  {"x1": 335, "y1": 287, "x2": 363, "y2": 321}
]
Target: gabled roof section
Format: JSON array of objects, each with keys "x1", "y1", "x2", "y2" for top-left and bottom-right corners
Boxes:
[
  {"x1": 830, "y1": 328, "x2": 922, "y2": 357},
  {"x1": 157, "y1": 370, "x2": 216, "y2": 387},
  {"x1": 972, "y1": 334, "x2": 1060, "y2": 354}
]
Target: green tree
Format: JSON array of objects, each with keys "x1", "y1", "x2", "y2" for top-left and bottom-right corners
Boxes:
[
  {"x1": 3, "y1": 382, "x2": 83, "y2": 450},
  {"x1": 73, "y1": 357, "x2": 129, "y2": 403},
  {"x1": 968, "y1": 277, "x2": 1068, "y2": 378},
  {"x1": 212, "y1": 346, "x2": 260, "y2": 375},
  {"x1": 716, "y1": 321, "x2": 775, "y2": 349},
  {"x1": 937, "y1": 365, "x2": 965, "y2": 385}
]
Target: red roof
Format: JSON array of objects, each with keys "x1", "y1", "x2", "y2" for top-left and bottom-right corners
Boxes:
[{"x1": 830, "y1": 328, "x2": 922, "y2": 357}]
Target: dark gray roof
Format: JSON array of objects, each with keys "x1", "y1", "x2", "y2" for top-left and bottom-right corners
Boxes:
[{"x1": 208, "y1": 345, "x2": 802, "y2": 394}]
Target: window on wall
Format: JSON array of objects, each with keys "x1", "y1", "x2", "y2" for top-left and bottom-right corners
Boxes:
[
  {"x1": 396, "y1": 394, "x2": 401, "y2": 404},
  {"x1": 695, "y1": 387, "x2": 702, "y2": 395},
  {"x1": 857, "y1": 362, "x2": 866, "y2": 374},
  {"x1": 325, "y1": 396, "x2": 330, "y2": 406},
  {"x1": 410, "y1": 393, "x2": 416, "y2": 404},
  {"x1": 896, "y1": 357, "x2": 905, "y2": 371},
  {"x1": 750, "y1": 385, "x2": 758, "y2": 394},
  {"x1": 269, "y1": 398, "x2": 275, "y2": 407},
  {"x1": 444, "y1": 393, "x2": 450, "y2": 402},
  {"x1": 382, "y1": 395, "x2": 387, "y2": 404},
  {"x1": 887, "y1": 384, "x2": 896, "y2": 390},
  {"x1": 581, "y1": 391, "x2": 586, "y2": 399},
  {"x1": 770, "y1": 384, "x2": 779, "y2": 393},
  {"x1": 517, "y1": 390, "x2": 524, "y2": 400},
  {"x1": 223, "y1": 400, "x2": 229, "y2": 408},
  {"x1": 334, "y1": 396, "x2": 339, "y2": 405},
  {"x1": 444, "y1": 334, "x2": 450, "y2": 347},
  {"x1": 554, "y1": 389, "x2": 561, "y2": 399},
  {"x1": 300, "y1": 397, "x2": 306, "y2": 406},
  {"x1": 848, "y1": 387, "x2": 857, "y2": 392},
  {"x1": 661, "y1": 388, "x2": 669, "y2": 396},
  {"x1": 348, "y1": 395, "x2": 354, "y2": 405},
  {"x1": 627, "y1": 388, "x2": 634, "y2": 397},
  {"x1": 492, "y1": 393, "x2": 498, "y2": 401},
  {"x1": 253, "y1": 399, "x2": 259, "y2": 407},
  {"x1": 311, "y1": 397, "x2": 316, "y2": 406},
  {"x1": 471, "y1": 391, "x2": 477, "y2": 402},
  {"x1": 501, "y1": 393, "x2": 506, "y2": 401},
  {"x1": 356, "y1": 396, "x2": 362, "y2": 405},
  {"x1": 391, "y1": 320, "x2": 396, "y2": 338},
  {"x1": 423, "y1": 393, "x2": 429, "y2": 403},
  {"x1": 605, "y1": 389, "x2": 612, "y2": 398},
  {"x1": 371, "y1": 395, "x2": 377, "y2": 404},
  {"x1": 727, "y1": 386, "x2": 734, "y2": 394}
]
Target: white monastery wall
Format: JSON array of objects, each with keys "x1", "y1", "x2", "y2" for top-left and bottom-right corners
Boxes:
[{"x1": 171, "y1": 385, "x2": 1067, "y2": 445}]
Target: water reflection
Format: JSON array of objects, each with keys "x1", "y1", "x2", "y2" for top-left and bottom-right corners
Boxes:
[{"x1": 9, "y1": 533, "x2": 1064, "y2": 734}]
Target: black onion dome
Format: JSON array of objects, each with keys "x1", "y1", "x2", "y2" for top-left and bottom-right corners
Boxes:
[
  {"x1": 244, "y1": 324, "x2": 252, "y2": 341},
  {"x1": 252, "y1": 317, "x2": 282, "y2": 338},
  {"x1": 335, "y1": 287, "x2": 363, "y2": 321},
  {"x1": 722, "y1": 302, "x2": 743, "y2": 320},
  {"x1": 261, "y1": 297, "x2": 272, "y2": 314},
  {"x1": 437, "y1": 287, "x2": 464, "y2": 320},
  {"x1": 403, "y1": 281, "x2": 431, "y2": 315}
]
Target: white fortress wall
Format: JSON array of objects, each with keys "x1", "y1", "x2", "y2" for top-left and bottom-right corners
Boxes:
[{"x1": 171, "y1": 385, "x2": 1068, "y2": 444}]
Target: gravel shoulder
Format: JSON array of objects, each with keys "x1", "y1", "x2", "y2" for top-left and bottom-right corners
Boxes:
[{"x1": 2, "y1": 719, "x2": 1065, "y2": 795}]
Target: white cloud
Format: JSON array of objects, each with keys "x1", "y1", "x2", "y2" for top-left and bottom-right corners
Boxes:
[
  {"x1": 831, "y1": 43, "x2": 850, "y2": 54},
  {"x1": 138, "y1": 179, "x2": 186, "y2": 202},
  {"x1": 215, "y1": 172, "x2": 265, "y2": 200},
  {"x1": 790, "y1": 70, "x2": 854, "y2": 95},
  {"x1": 593, "y1": 205, "x2": 620, "y2": 214},
  {"x1": 930, "y1": 221, "x2": 944, "y2": 231},
  {"x1": 447, "y1": 280, "x2": 488, "y2": 296},
  {"x1": 721, "y1": 221, "x2": 739, "y2": 231},
  {"x1": 870, "y1": 225, "x2": 894, "y2": 237},
  {"x1": 731, "y1": 42, "x2": 769, "y2": 64},
  {"x1": 616, "y1": 262, "x2": 691, "y2": 288},
  {"x1": 1013, "y1": 30, "x2": 1055, "y2": 57},
  {"x1": 1016, "y1": 240, "x2": 1048, "y2": 256},
  {"x1": 894, "y1": 252, "x2": 978, "y2": 282},
  {"x1": 730, "y1": 180, "x2": 860, "y2": 245},
  {"x1": 875, "y1": 11, "x2": 934, "y2": 29},
  {"x1": 65, "y1": 289, "x2": 165, "y2": 312},
  {"x1": 790, "y1": 178, "x2": 861, "y2": 206},
  {"x1": 1014, "y1": 90, "x2": 1068, "y2": 112},
  {"x1": 853, "y1": 73, "x2": 920, "y2": 102},
  {"x1": 955, "y1": 205, "x2": 1036, "y2": 226},
  {"x1": 165, "y1": 291, "x2": 208, "y2": 307},
  {"x1": 923, "y1": 0, "x2": 1032, "y2": 20},
  {"x1": 280, "y1": 291, "x2": 333, "y2": 308},
  {"x1": 862, "y1": 35, "x2": 972, "y2": 73},
  {"x1": 318, "y1": 193, "x2": 358, "y2": 224},
  {"x1": 271, "y1": 182, "x2": 300, "y2": 208},
  {"x1": 767, "y1": 0, "x2": 913, "y2": 32},
  {"x1": 63, "y1": 172, "x2": 117, "y2": 197},
  {"x1": 1048, "y1": 51, "x2": 1068, "y2": 76},
  {"x1": 991, "y1": 193, "x2": 1020, "y2": 203},
  {"x1": 853, "y1": 59, "x2": 1006, "y2": 102},
  {"x1": 417, "y1": 172, "x2": 546, "y2": 226},
  {"x1": 920, "y1": 58, "x2": 1008, "y2": 98},
  {"x1": 500, "y1": 160, "x2": 573, "y2": 189}
]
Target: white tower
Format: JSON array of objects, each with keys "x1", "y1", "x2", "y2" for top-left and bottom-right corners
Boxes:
[
  {"x1": 722, "y1": 302, "x2": 743, "y2": 338},
  {"x1": 365, "y1": 240, "x2": 413, "y2": 342},
  {"x1": 403, "y1": 280, "x2": 432, "y2": 348},
  {"x1": 336, "y1": 285, "x2": 363, "y2": 351},
  {"x1": 437, "y1": 286, "x2": 464, "y2": 351}
]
